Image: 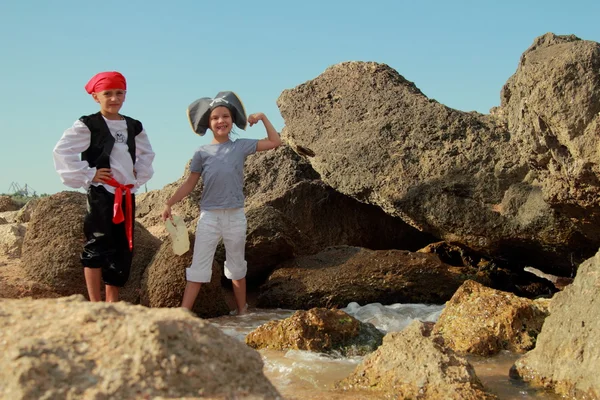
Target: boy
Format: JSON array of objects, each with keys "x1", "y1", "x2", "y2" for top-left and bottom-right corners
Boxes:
[{"x1": 53, "y1": 71, "x2": 155, "y2": 302}]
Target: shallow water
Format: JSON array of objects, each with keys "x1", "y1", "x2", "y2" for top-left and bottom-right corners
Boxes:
[{"x1": 209, "y1": 303, "x2": 559, "y2": 399}]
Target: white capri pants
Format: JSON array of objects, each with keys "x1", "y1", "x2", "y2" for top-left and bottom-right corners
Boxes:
[{"x1": 186, "y1": 208, "x2": 247, "y2": 283}]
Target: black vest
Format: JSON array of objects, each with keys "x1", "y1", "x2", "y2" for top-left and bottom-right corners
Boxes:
[{"x1": 80, "y1": 112, "x2": 143, "y2": 169}]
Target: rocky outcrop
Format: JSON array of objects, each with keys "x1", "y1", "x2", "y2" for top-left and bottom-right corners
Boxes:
[
  {"x1": 257, "y1": 246, "x2": 486, "y2": 309},
  {"x1": 20, "y1": 192, "x2": 161, "y2": 303},
  {"x1": 0, "y1": 211, "x2": 18, "y2": 224},
  {"x1": 246, "y1": 307, "x2": 383, "y2": 356},
  {"x1": 245, "y1": 146, "x2": 435, "y2": 254},
  {"x1": 337, "y1": 321, "x2": 497, "y2": 399},
  {"x1": 432, "y1": 280, "x2": 549, "y2": 356},
  {"x1": 511, "y1": 248, "x2": 600, "y2": 398},
  {"x1": 0, "y1": 196, "x2": 20, "y2": 212},
  {"x1": 0, "y1": 296, "x2": 280, "y2": 399},
  {"x1": 277, "y1": 33, "x2": 600, "y2": 274},
  {"x1": 14, "y1": 198, "x2": 39, "y2": 224},
  {"x1": 499, "y1": 34, "x2": 600, "y2": 227},
  {"x1": 140, "y1": 233, "x2": 230, "y2": 318}
]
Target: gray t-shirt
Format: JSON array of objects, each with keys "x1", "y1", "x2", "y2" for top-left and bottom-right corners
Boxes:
[{"x1": 190, "y1": 138, "x2": 258, "y2": 210}]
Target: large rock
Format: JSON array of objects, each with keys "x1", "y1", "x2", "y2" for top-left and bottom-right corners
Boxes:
[
  {"x1": 140, "y1": 232, "x2": 230, "y2": 318},
  {"x1": 257, "y1": 246, "x2": 485, "y2": 309},
  {"x1": 511, "y1": 248, "x2": 600, "y2": 398},
  {"x1": 0, "y1": 223, "x2": 26, "y2": 257},
  {"x1": 337, "y1": 321, "x2": 497, "y2": 399},
  {"x1": 245, "y1": 146, "x2": 435, "y2": 253},
  {"x1": 432, "y1": 280, "x2": 549, "y2": 356},
  {"x1": 244, "y1": 144, "x2": 321, "y2": 208},
  {"x1": 277, "y1": 36, "x2": 600, "y2": 274},
  {"x1": 0, "y1": 296, "x2": 280, "y2": 399},
  {"x1": 238, "y1": 205, "x2": 312, "y2": 283},
  {"x1": 20, "y1": 191, "x2": 161, "y2": 303},
  {"x1": 499, "y1": 34, "x2": 600, "y2": 231},
  {"x1": 245, "y1": 307, "x2": 383, "y2": 356}
]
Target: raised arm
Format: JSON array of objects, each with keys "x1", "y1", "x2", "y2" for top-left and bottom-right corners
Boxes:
[{"x1": 249, "y1": 113, "x2": 281, "y2": 152}]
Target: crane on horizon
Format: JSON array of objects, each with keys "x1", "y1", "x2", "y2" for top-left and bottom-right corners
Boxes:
[{"x1": 7, "y1": 182, "x2": 37, "y2": 197}]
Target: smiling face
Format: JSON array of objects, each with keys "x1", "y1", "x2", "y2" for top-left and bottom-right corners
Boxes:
[
  {"x1": 92, "y1": 88, "x2": 126, "y2": 120},
  {"x1": 209, "y1": 106, "x2": 233, "y2": 142}
]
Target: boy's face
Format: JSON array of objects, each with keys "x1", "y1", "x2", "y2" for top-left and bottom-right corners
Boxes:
[
  {"x1": 92, "y1": 89, "x2": 126, "y2": 117},
  {"x1": 209, "y1": 106, "x2": 232, "y2": 138}
]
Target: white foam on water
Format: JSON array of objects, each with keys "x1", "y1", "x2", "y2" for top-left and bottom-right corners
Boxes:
[{"x1": 341, "y1": 301, "x2": 445, "y2": 332}]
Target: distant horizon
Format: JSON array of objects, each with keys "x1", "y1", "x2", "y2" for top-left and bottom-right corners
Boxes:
[{"x1": 1, "y1": 1, "x2": 599, "y2": 196}]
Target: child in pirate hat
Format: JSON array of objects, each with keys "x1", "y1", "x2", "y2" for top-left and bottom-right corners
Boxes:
[{"x1": 162, "y1": 91, "x2": 281, "y2": 315}]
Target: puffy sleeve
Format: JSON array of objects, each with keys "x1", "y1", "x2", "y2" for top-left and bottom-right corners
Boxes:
[
  {"x1": 53, "y1": 120, "x2": 96, "y2": 189},
  {"x1": 134, "y1": 128, "x2": 155, "y2": 188}
]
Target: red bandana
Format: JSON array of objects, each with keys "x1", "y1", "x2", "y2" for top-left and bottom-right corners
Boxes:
[{"x1": 84, "y1": 71, "x2": 127, "y2": 94}]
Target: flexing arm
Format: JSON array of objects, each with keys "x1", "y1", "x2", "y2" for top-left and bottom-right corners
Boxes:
[
  {"x1": 249, "y1": 113, "x2": 281, "y2": 152},
  {"x1": 161, "y1": 172, "x2": 201, "y2": 221}
]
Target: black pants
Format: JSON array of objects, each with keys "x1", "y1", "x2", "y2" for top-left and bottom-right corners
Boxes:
[{"x1": 81, "y1": 185, "x2": 135, "y2": 287}]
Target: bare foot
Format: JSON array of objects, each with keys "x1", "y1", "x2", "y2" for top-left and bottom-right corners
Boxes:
[{"x1": 230, "y1": 304, "x2": 248, "y2": 316}]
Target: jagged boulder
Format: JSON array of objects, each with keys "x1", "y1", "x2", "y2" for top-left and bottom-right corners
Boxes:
[
  {"x1": 432, "y1": 280, "x2": 549, "y2": 356},
  {"x1": 498, "y1": 33, "x2": 600, "y2": 230},
  {"x1": 0, "y1": 296, "x2": 280, "y2": 399},
  {"x1": 20, "y1": 191, "x2": 160, "y2": 303},
  {"x1": 337, "y1": 321, "x2": 497, "y2": 399},
  {"x1": 244, "y1": 144, "x2": 321, "y2": 208},
  {"x1": 245, "y1": 146, "x2": 435, "y2": 253},
  {"x1": 245, "y1": 307, "x2": 383, "y2": 356},
  {"x1": 277, "y1": 36, "x2": 600, "y2": 274},
  {"x1": 257, "y1": 246, "x2": 485, "y2": 309},
  {"x1": 511, "y1": 248, "x2": 600, "y2": 398},
  {"x1": 140, "y1": 232, "x2": 230, "y2": 318}
]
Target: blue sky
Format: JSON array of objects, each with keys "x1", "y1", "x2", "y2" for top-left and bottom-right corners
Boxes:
[{"x1": 1, "y1": 0, "x2": 599, "y2": 196}]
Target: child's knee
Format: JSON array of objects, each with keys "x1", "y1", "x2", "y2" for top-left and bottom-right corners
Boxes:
[{"x1": 224, "y1": 260, "x2": 247, "y2": 280}]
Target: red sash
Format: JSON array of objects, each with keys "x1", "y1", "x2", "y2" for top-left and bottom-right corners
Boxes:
[{"x1": 105, "y1": 178, "x2": 135, "y2": 251}]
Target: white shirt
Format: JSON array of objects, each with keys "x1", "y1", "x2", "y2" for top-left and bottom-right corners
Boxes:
[{"x1": 53, "y1": 116, "x2": 155, "y2": 194}]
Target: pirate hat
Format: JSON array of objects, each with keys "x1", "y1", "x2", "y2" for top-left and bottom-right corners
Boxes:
[{"x1": 187, "y1": 91, "x2": 247, "y2": 136}]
